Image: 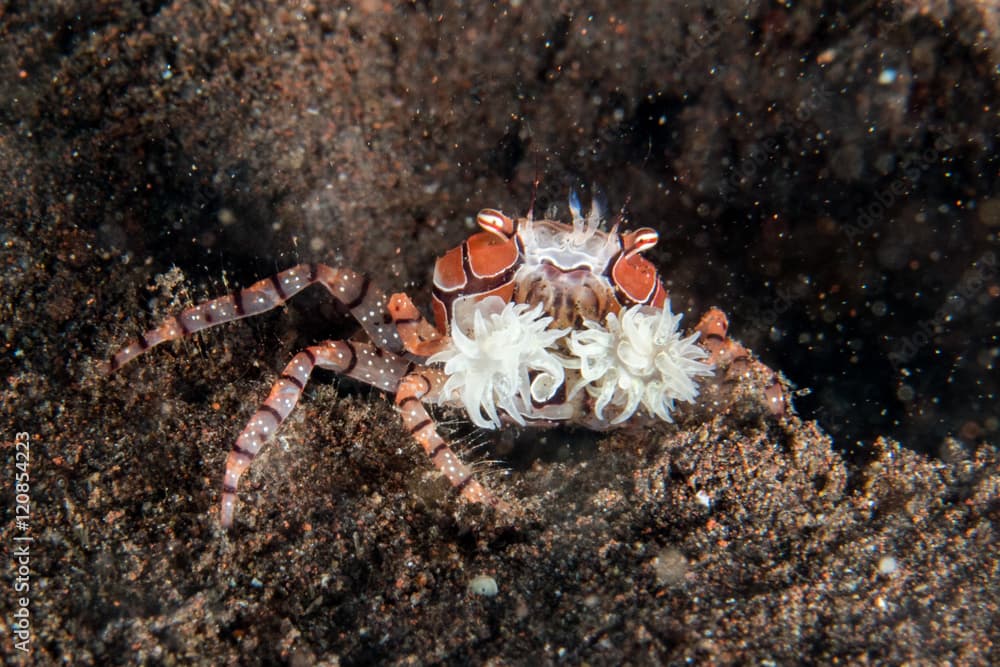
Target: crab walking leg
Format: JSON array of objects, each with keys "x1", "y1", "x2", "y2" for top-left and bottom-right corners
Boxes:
[
  {"x1": 220, "y1": 340, "x2": 412, "y2": 527},
  {"x1": 695, "y1": 308, "x2": 749, "y2": 368},
  {"x1": 107, "y1": 263, "x2": 404, "y2": 372},
  {"x1": 695, "y1": 308, "x2": 785, "y2": 416},
  {"x1": 388, "y1": 293, "x2": 449, "y2": 357},
  {"x1": 394, "y1": 369, "x2": 510, "y2": 512}
]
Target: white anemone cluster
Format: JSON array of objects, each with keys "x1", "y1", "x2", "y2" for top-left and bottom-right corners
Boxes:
[
  {"x1": 430, "y1": 296, "x2": 714, "y2": 429},
  {"x1": 567, "y1": 303, "x2": 714, "y2": 424},
  {"x1": 429, "y1": 297, "x2": 569, "y2": 429}
]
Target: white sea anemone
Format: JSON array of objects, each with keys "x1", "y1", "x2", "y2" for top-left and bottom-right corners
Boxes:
[
  {"x1": 567, "y1": 302, "x2": 714, "y2": 424},
  {"x1": 429, "y1": 297, "x2": 570, "y2": 429}
]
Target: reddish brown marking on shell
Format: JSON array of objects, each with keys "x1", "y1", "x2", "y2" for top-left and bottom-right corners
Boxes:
[
  {"x1": 477, "y1": 281, "x2": 515, "y2": 305},
  {"x1": 466, "y1": 232, "x2": 518, "y2": 279},
  {"x1": 432, "y1": 294, "x2": 449, "y2": 334},
  {"x1": 431, "y1": 231, "x2": 520, "y2": 333},
  {"x1": 433, "y1": 281, "x2": 515, "y2": 334},
  {"x1": 651, "y1": 282, "x2": 668, "y2": 309},
  {"x1": 611, "y1": 254, "x2": 659, "y2": 305},
  {"x1": 433, "y1": 246, "x2": 467, "y2": 292}
]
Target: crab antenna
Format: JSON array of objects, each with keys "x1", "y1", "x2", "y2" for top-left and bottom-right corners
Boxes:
[
  {"x1": 568, "y1": 189, "x2": 586, "y2": 238},
  {"x1": 590, "y1": 185, "x2": 608, "y2": 226},
  {"x1": 607, "y1": 194, "x2": 629, "y2": 237},
  {"x1": 527, "y1": 168, "x2": 541, "y2": 221},
  {"x1": 568, "y1": 189, "x2": 583, "y2": 221},
  {"x1": 616, "y1": 194, "x2": 632, "y2": 228},
  {"x1": 578, "y1": 187, "x2": 603, "y2": 239}
]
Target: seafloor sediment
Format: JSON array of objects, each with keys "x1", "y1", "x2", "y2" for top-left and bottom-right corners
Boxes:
[{"x1": 2, "y1": 2, "x2": 997, "y2": 664}]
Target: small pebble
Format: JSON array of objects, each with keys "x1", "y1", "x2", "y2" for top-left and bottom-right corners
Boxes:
[
  {"x1": 878, "y1": 556, "x2": 898, "y2": 575},
  {"x1": 652, "y1": 548, "x2": 688, "y2": 586},
  {"x1": 468, "y1": 575, "x2": 498, "y2": 597}
]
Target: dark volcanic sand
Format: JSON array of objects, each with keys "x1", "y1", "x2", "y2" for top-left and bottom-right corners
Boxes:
[{"x1": 2, "y1": 2, "x2": 998, "y2": 664}]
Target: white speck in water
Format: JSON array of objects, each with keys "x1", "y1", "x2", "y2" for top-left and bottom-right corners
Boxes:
[{"x1": 878, "y1": 69, "x2": 897, "y2": 85}]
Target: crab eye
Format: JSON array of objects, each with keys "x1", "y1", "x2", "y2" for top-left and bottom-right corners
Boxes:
[
  {"x1": 477, "y1": 209, "x2": 516, "y2": 240},
  {"x1": 622, "y1": 227, "x2": 658, "y2": 259}
]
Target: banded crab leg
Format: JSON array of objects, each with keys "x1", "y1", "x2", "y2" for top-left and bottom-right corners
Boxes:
[
  {"x1": 696, "y1": 308, "x2": 785, "y2": 416},
  {"x1": 696, "y1": 308, "x2": 748, "y2": 368},
  {"x1": 394, "y1": 367, "x2": 510, "y2": 512},
  {"x1": 221, "y1": 340, "x2": 412, "y2": 527},
  {"x1": 388, "y1": 292, "x2": 449, "y2": 357},
  {"x1": 106, "y1": 263, "x2": 404, "y2": 372}
]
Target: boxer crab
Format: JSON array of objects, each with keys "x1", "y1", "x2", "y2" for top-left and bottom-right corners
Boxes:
[{"x1": 107, "y1": 193, "x2": 784, "y2": 527}]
